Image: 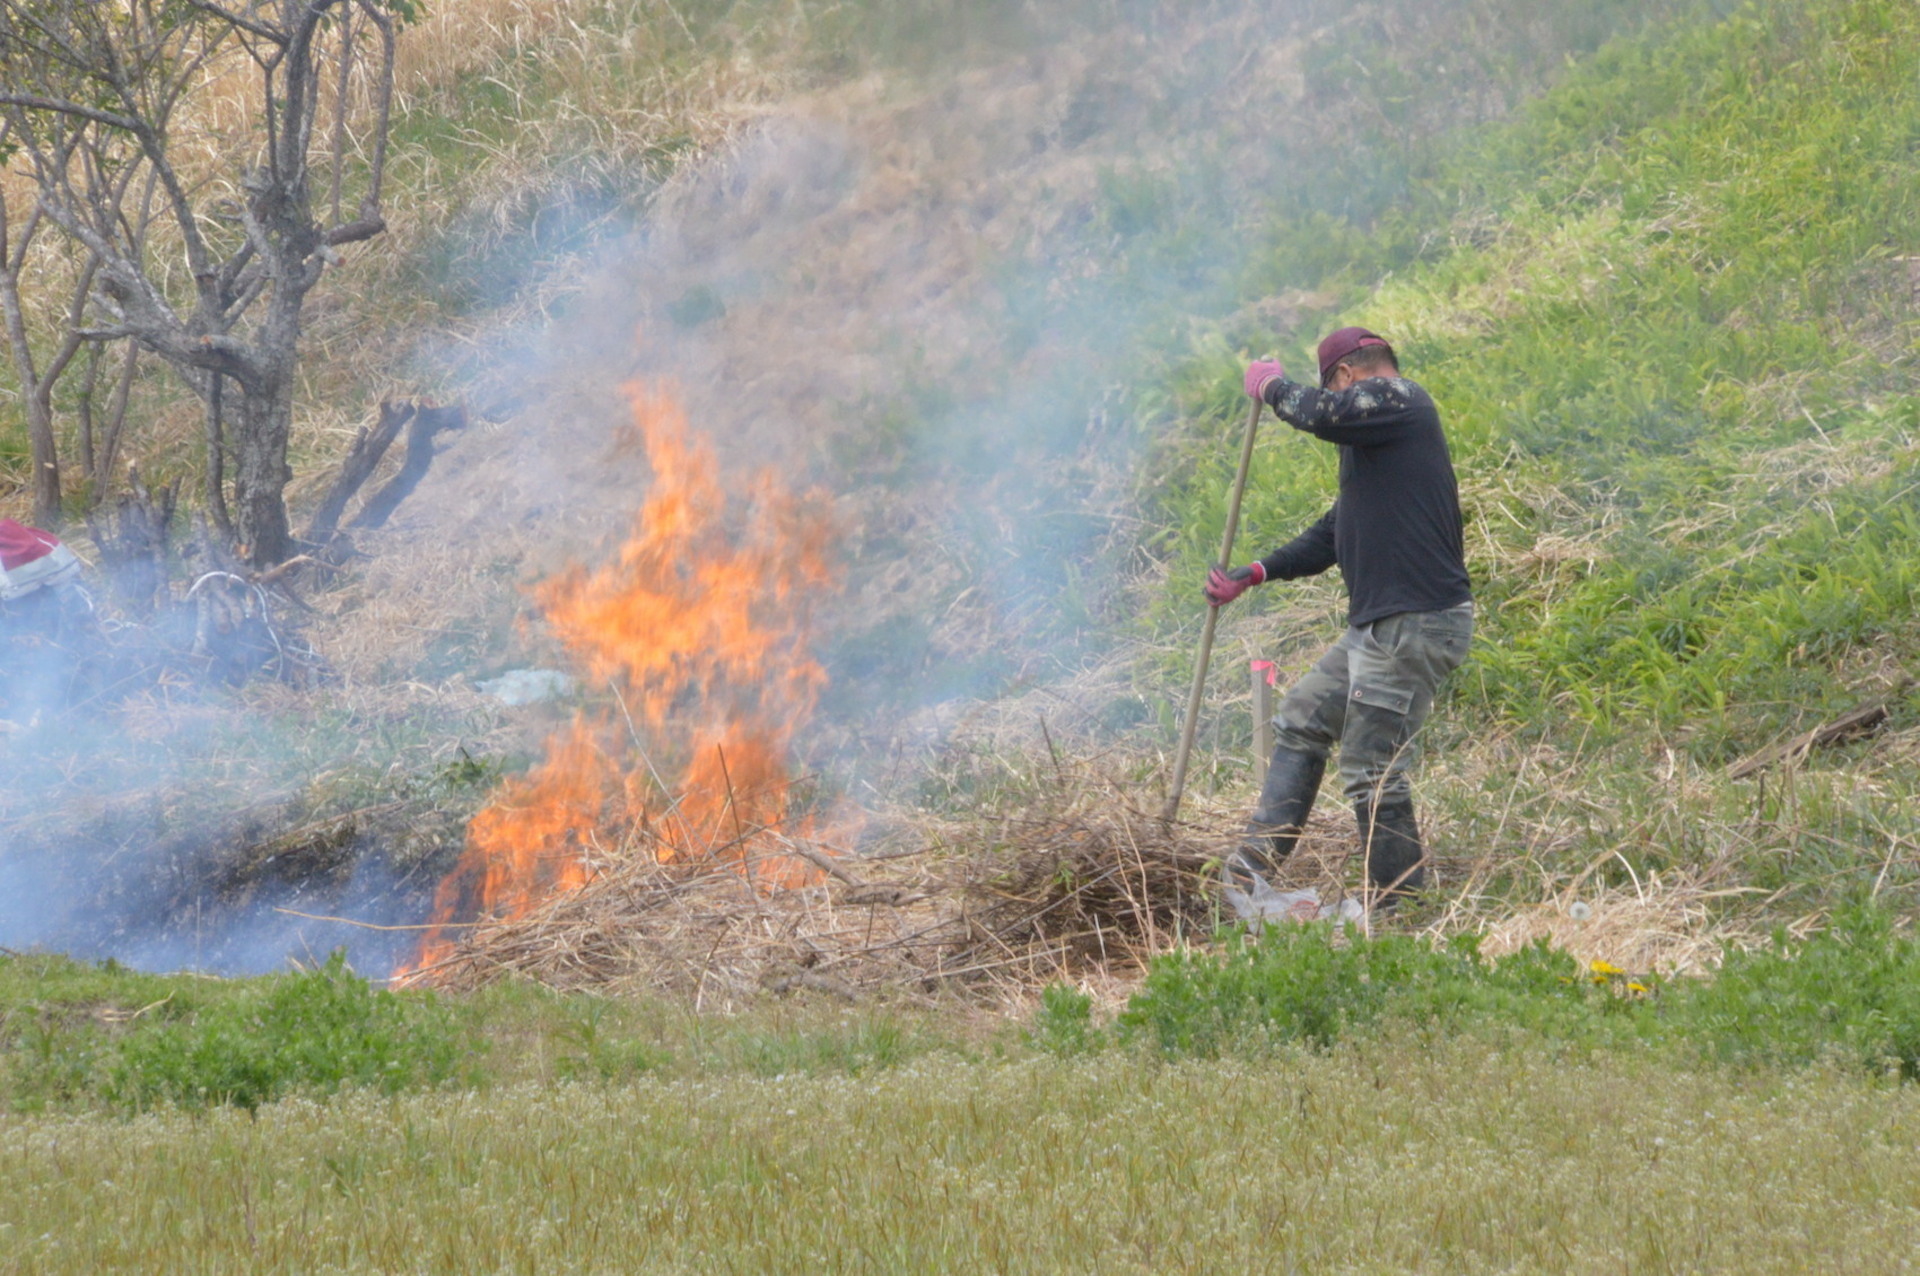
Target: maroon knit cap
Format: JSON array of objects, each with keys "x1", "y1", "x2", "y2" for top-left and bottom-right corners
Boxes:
[
  {"x1": 0, "y1": 519, "x2": 60, "y2": 572},
  {"x1": 1316, "y1": 326, "x2": 1393, "y2": 386}
]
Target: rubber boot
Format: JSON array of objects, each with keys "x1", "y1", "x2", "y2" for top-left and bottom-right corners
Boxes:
[
  {"x1": 1222, "y1": 745, "x2": 1326, "y2": 893},
  {"x1": 1355, "y1": 796, "x2": 1426, "y2": 908}
]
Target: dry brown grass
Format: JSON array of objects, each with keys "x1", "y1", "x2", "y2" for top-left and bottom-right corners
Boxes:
[
  {"x1": 1470, "y1": 871, "x2": 1775, "y2": 976},
  {"x1": 395, "y1": 0, "x2": 605, "y2": 92},
  {"x1": 389, "y1": 721, "x2": 1789, "y2": 1001},
  {"x1": 390, "y1": 598, "x2": 1785, "y2": 1002},
  {"x1": 396, "y1": 765, "x2": 1237, "y2": 1002}
]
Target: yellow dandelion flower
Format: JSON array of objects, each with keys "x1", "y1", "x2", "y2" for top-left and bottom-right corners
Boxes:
[
  {"x1": 1590, "y1": 959, "x2": 1625, "y2": 976},
  {"x1": 1627, "y1": 982, "x2": 1651, "y2": 994}
]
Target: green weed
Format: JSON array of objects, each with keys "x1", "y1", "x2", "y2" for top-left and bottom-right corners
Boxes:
[
  {"x1": 1109, "y1": 907, "x2": 1920, "y2": 1080},
  {"x1": 1119, "y1": 924, "x2": 1632, "y2": 1059},
  {"x1": 1030, "y1": 982, "x2": 1100, "y2": 1056},
  {"x1": 105, "y1": 953, "x2": 473, "y2": 1112},
  {"x1": 1682, "y1": 906, "x2": 1920, "y2": 1077},
  {"x1": 722, "y1": 1016, "x2": 922, "y2": 1078},
  {"x1": 552, "y1": 996, "x2": 670, "y2": 1081}
]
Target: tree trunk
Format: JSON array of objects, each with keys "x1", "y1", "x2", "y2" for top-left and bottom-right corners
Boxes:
[
  {"x1": 85, "y1": 465, "x2": 177, "y2": 617},
  {"x1": 23, "y1": 389, "x2": 60, "y2": 527},
  {"x1": 89, "y1": 339, "x2": 140, "y2": 511},
  {"x1": 349, "y1": 403, "x2": 466, "y2": 531},
  {"x1": 232, "y1": 369, "x2": 296, "y2": 567},
  {"x1": 0, "y1": 267, "x2": 61, "y2": 526}
]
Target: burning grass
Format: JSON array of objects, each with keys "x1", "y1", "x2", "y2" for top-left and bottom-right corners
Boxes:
[{"x1": 393, "y1": 772, "x2": 1235, "y2": 1001}]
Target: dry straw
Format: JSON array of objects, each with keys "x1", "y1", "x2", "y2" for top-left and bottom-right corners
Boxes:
[
  {"x1": 397, "y1": 769, "x2": 1236, "y2": 1002},
  {"x1": 398, "y1": 733, "x2": 1390, "y2": 1004}
]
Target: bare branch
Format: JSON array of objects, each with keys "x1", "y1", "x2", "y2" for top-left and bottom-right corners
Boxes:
[
  {"x1": 2, "y1": 0, "x2": 399, "y2": 559},
  {"x1": 352, "y1": 0, "x2": 398, "y2": 223},
  {"x1": 93, "y1": 337, "x2": 140, "y2": 498},
  {"x1": 324, "y1": 215, "x2": 386, "y2": 247},
  {"x1": 40, "y1": 255, "x2": 102, "y2": 390},
  {"x1": 179, "y1": 0, "x2": 288, "y2": 44},
  {"x1": 328, "y1": 6, "x2": 356, "y2": 223},
  {"x1": 0, "y1": 92, "x2": 141, "y2": 132}
]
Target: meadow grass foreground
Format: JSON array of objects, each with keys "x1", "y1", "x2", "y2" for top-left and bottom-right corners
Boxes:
[{"x1": 6, "y1": 1029, "x2": 1920, "y2": 1274}]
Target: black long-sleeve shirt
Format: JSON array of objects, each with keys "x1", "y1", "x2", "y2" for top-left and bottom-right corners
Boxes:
[{"x1": 1255, "y1": 374, "x2": 1471, "y2": 626}]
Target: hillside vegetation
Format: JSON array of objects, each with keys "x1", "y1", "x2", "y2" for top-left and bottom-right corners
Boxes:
[
  {"x1": 1170, "y1": 0, "x2": 1919, "y2": 742},
  {"x1": 2, "y1": 0, "x2": 1914, "y2": 955},
  {"x1": 1142, "y1": 0, "x2": 1919, "y2": 924},
  {"x1": 2, "y1": 0, "x2": 1762, "y2": 965}
]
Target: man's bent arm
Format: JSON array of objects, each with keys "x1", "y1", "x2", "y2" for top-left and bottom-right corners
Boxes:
[
  {"x1": 1262, "y1": 377, "x2": 1422, "y2": 447},
  {"x1": 1259, "y1": 506, "x2": 1337, "y2": 581}
]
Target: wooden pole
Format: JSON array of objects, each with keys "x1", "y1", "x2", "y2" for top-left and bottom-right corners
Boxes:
[
  {"x1": 1252, "y1": 663, "x2": 1274, "y2": 777},
  {"x1": 1162, "y1": 392, "x2": 1265, "y2": 821}
]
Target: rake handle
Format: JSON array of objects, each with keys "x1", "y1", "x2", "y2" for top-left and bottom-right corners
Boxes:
[{"x1": 1162, "y1": 391, "x2": 1266, "y2": 822}]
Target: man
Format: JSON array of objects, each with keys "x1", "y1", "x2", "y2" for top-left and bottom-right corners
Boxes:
[
  {"x1": 0, "y1": 518, "x2": 80, "y2": 604},
  {"x1": 1, "y1": 517, "x2": 86, "y2": 717},
  {"x1": 1204, "y1": 326, "x2": 1472, "y2": 915}
]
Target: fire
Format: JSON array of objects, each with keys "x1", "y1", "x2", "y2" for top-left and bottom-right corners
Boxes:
[{"x1": 398, "y1": 377, "x2": 837, "y2": 980}]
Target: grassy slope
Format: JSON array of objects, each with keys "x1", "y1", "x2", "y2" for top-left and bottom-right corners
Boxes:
[
  {"x1": 1, "y1": 0, "x2": 1907, "y2": 938},
  {"x1": 6, "y1": 0, "x2": 1907, "y2": 946},
  {"x1": 4, "y1": 0, "x2": 1735, "y2": 962},
  {"x1": 1146, "y1": 0, "x2": 1919, "y2": 912},
  {"x1": 1167, "y1": 0, "x2": 1920, "y2": 744}
]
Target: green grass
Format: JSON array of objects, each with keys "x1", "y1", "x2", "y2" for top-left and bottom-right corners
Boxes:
[
  {"x1": 15, "y1": 906, "x2": 1920, "y2": 1118},
  {"x1": 1109, "y1": 907, "x2": 1920, "y2": 1079},
  {"x1": 1157, "y1": 0, "x2": 1920, "y2": 745},
  {"x1": 1128, "y1": 0, "x2": 1920, "y2": 923},
  {"x1": 0, "y1": 953, "x2": 975, "y2": 1114},
  {"x1": 7, "y1": 1032, "x2": 1920, "y2": 1272},
  {"x1": 13, "y1": 914, "x2": 1920, "y2": 1268},
  {"x1": 1, "y1": 954, "x2": 476, "y2": 1114}
]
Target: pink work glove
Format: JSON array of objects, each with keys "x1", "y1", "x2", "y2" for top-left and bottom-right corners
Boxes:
[
  {"x1": 1244, "y1": 360, "x2": 1285, "y2": 401},
  {"x1": 1204, "y1": 562, "x2": 1266, "y2": 607}
]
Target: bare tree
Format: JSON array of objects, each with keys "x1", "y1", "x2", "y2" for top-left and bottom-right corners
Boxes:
[
  {"x1": 0, "y1": 126, "x2": 91, "y2": 525},
  {"x1": 0, "y1": 118, "x2": 153, "y2": 524},
  {"x1": 0, "y1": 0, "x2": 407, "y2": 564}
]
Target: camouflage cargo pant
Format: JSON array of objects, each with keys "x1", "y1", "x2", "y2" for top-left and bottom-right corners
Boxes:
[{"x1": 1272, "y1": 602, "x2": 1474, "y2": 803}]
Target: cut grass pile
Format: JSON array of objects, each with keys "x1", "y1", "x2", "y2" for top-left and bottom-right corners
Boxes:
[{"x1": 7, "y1": 1032, "x2": 1920, "y2": 1273}]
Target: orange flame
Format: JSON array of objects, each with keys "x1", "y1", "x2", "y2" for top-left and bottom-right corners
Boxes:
[{"x1": 398, "y1": 377, "x2": 837, "y2": 980}]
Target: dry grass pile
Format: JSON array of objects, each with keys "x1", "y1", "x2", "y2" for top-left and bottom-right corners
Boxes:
[
  {"x1": 1462, "y1": 872, "x2": 1777, "y2": 977},
  {"x1": 396, "y1": 763, "x2": 1771, "y2": 999},
  {"x1": 398, "y1": 770, "x2": 1259, "y2": 1001},
  {"x1": 383, "y1": 672, "x2": 1792, "y2": 1000}
]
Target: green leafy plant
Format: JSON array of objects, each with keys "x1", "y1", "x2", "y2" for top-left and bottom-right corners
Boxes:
[
  {"x1": 1674, "y1": 906, "x2": 1920, "y2": 1077},
  {"x1": 1110, "y1": 908, "x2": 1920, "y2": 1080},
  {"x1": 1116, "y1": 924, "x2": 1625, "y2": 1058},
  {"x1": 107, "y1": 953, "x2": 472, "y2": 1112},
  {"x1": 554, "y1": 996, "x2": 669, "y2": 1081},
  {"x1": 1031, "y1": 983, "x2": 1101, "y2": 1056}
]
